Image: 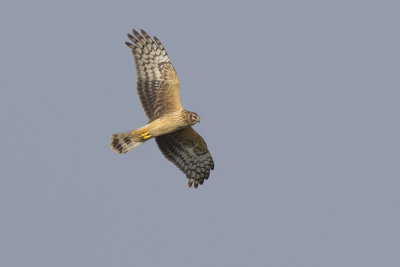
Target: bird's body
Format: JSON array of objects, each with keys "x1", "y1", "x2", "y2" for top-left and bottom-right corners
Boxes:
[
  {"x1": 111, "y1": 110, "x2": 197, "y2": 153},
  {"x1": 110, "y1": 29, "x2": 214, "y2": 188},
  {"x1": 145, "y1": 110, "x2": 198, "y2": 137}
]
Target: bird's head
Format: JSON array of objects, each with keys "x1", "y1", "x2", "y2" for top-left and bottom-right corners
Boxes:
[{"x1": 187, "y1": 111, "x2": 200, "y2": 125}]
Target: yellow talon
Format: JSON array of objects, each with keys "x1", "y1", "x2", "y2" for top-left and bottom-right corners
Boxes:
[{"x1": 141, "y1": 131, "x2": 152, "y2": 139}]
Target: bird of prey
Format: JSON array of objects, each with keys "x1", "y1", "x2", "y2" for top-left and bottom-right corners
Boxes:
[{"x1": 110, "y1": 29, "x2": 214, "y2": 188}]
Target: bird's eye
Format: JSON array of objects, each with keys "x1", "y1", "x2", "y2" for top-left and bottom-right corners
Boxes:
[{"x1": 190, "y1": 114, "x2": 198, "y2": 121}]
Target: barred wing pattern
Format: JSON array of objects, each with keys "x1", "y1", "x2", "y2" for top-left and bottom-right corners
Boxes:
[
  {"x1": 126, "y1": 29, "x2": 182, "y2": 121},
  {"x1": 156, "y1": 127, "x2": 214, "y2": 188}
]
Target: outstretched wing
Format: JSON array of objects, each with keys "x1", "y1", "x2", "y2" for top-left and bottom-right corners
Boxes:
[
  {"x1": 126, "y1": 29, "x2": 182, "y2": 121},
  {"x1": 156, "y1": 127, "x2": 214, "y2": 188}
]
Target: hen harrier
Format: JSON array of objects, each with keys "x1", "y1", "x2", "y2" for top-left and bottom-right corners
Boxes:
[{"x1": 110, "y1": 29, "x2": 214, "y2": 188}]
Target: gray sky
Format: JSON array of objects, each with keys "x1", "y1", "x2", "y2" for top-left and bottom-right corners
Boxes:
[{"x1": 1, "y1": 0, "x2": 399, "y2": 266}]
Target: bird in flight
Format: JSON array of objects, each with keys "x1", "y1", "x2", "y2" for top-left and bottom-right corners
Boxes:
[{"x1": 110, "y1": 29, "x2": 214, "y2": 188}]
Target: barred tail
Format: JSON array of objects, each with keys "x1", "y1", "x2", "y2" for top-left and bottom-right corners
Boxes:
[{"x1": 110, "y1": 129, "x2": 149, "y2": 154}]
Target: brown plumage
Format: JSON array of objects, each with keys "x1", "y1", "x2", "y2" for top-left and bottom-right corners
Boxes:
[{"x1": 110, "y1": 29, "x2": 214, "y2": 188}]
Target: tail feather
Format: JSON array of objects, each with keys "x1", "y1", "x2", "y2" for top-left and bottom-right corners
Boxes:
[{"x1": 110, "y1": 130, "x2": 145, "y2": 154}]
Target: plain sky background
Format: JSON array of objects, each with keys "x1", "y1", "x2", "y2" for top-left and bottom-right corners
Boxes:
[{"x1": 1, "y1": 0, "x2": 399, "y2": 266}]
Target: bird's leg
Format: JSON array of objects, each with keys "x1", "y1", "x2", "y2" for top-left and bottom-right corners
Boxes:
[{"x1": 140, "y1": 131, "x2": 152, "y2": 140}]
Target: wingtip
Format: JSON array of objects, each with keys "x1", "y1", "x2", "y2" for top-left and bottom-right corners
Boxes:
[
  {"x1": 125, "y1": 41, "x2": 134, "y2": 48},
  {"x1": 132, "y1": 28, "x2": 141, "y2": 38},
  {"x1": 188, "y1": 178, "x2": 194, "y2": 188},
  {"x1": 127, "y1": 33, "x2": 134, "y2": 40}
]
